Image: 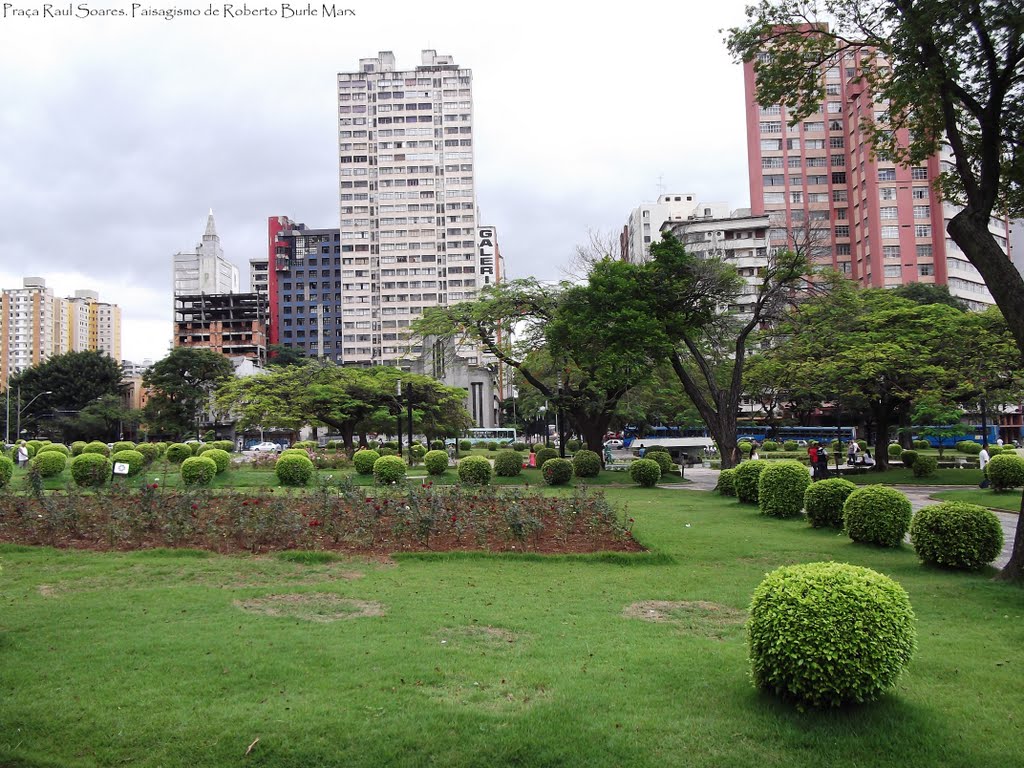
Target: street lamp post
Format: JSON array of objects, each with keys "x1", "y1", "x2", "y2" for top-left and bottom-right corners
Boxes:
[
  {"x1": 406, "y1": 382, "x2": 414, "y2": 466},
  {"x1": 395, "y1": 379, "x2": 403, "y2": 457},
  {"x1": 16, "y1": 388, "x2": 53, "y2": 442},
  {"x1": 538, "y1": 403, "x2": 548, "y2": 447}
]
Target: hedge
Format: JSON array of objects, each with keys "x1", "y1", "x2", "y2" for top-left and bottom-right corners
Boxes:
[
  {"x1": 900, "y1": 449, "x2": 918, "y2": 468},
  {"x1": 203, "y1": 448, "x2": 231, "y2": 474},
  {"x1": 31, "y1": 450, "x2": 67, "y2": 477},
  {"x1": 353, "y1": 449, "x2": 381, "y2": 476},
  {"x1": 804, "y1": 478, "x2": 857, "y2": 529},
  {"x1": 459, "y1": 440, "x2": 472, "y2": 451},
  {"x1": 910, "y1": 502, "x2": 1004, "y2": 570},
  {"x1": 70, "y1": 453, "x2": 111, "y2": 487},
  {"x1": 112, "y1": 441, "x2": 135, "y2": 454},
  {"x1": 275, "y1": 454, "x2": 315, "y2": 486},
  {"x1": 748, "y1": 562, "x2": 916, "y2": 709},
  {"x1": 110, "y1": 449, "x2": 146, "y2": 477},
  {"x1": 646, "y1": 450, "x2": 675, "y2": 477},
  {"x1": 629, "y1": 458, "x2": 661, "y2": 488},
  {"x1": 843, "y1": 485, "x2": 912, "y2": 547},
  {"x1": 542, "y1": 458, "x2": 573, "y2": 486},
  {"x1": 135, "y1": 443, "x2": 160, "y2": 464},
  {"x1": 571, "y1": 449, "x2": 602, "y2": 478},
  {"x1": 493, "y1": 450, "x2": 524, "y2": 477},
  {"x1": 985, "y1": 453, "x2": 1024, "y2": 491},
  {"x1": 70, "y1": 441, "x2": 87, "y2": 456},
  {"x1": 423, "y1": 450, "x2": 449, "y2": 476},
  {"x1": 0, "y1": 456, "x2": 13, "y2": 487},
  {"x1": 887, "y1": 443, "x2": 903, "y2": 458},
  {"x1": 373, "y1": 455, "x2": 407, "y2": 485},
  {"x1": 716, "y1": 468, "x2": 737, "y2": 496},
  {"x1": 457, "y1": 456, "x2": 492, "y2": 485},
  {"x1": 535, "y1": 447, "x2": 558, "y2": 468},
  {"x1": 181, "y1": 456, "x2": 217, "y2": 486},
  {"x1": 734, "y1": 460, "x2": 769, "y2": 504},
  {"x1": 757, "y1": 460, "x2": 810, "y2": 519},
  {"x1": 911, "y1": 455, "x2": 937, "y2": 478},
  {"x1": 165, "y1": 443, "x2": 192, "y2": 464},
  {"x1": 37, "y1": 443, "x2": 70, "y2": 456},
  {"x1": 81, "y1": 441, "x2": 111, "y2": 457}
]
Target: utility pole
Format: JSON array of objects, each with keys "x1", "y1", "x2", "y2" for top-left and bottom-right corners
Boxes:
[
  {"x1": 406, "y1": 382, "x2": 414, "y2": 466},
  {"x1": 395, "y1": 379, "x2": 403, "y2": 456}
]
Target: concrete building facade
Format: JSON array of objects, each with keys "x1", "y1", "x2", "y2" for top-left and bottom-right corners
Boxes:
[
  {"x1": 173, "y1": 211, "x2": 239, "y2": 297},
  {"x1": 174, "y1": 292, "x2": 269, "y2": 365},
  {"x1": 620, "y1": 193, "x2": 705, "y2": 263}
]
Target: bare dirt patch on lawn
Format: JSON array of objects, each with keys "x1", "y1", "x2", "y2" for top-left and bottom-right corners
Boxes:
[
  {"x1": 234, "y1": 593, "x2": 386, "y2": 622},
  {"x1": 623, "y1": 600, "x2": 746, "y2": 639}
]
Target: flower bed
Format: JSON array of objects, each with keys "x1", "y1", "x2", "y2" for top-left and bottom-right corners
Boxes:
[{"x1": 0, "y1": 483, "x2": 641, "y2": 555}]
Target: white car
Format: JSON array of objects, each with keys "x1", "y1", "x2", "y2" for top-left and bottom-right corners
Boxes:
[
  {"x1": 604, "y1": 439, "x2": 625, "y2": 450},
  {"x1": 250, "y1": 441, "x2": 282, "y2": 453}
]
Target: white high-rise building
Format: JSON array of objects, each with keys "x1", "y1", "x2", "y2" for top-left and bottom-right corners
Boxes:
[
  {"x1": 621, "y1": 193, "x2": 716, "y2": 263},
  {"x1": 173, "y1": 210, "x2": 239, "y2": 297},
  {"x1": 337, "y1": 49, "x2": 479, "y2": 365}
]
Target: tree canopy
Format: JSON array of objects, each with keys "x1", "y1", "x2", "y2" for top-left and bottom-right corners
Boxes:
[{"x1": 142, "y1": 347, "x2": 236, "y2": 439}]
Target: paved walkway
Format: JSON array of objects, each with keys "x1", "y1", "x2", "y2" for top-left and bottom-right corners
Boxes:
[{"x1": 668, "y1": 467, "x2": 1018, "y2": 569}]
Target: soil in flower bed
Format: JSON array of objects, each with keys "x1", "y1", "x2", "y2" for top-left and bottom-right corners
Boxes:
[{"x1": 0, "y1": 484, "x2": 643, "y2": 555}]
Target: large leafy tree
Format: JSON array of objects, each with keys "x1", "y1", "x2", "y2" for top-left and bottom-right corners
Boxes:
[
  {"x1": 142, "y1": 348, "x2": 235, "y2": 439},
  {"x1": 216, "y1": 363, "x2": 472, "y2": 451},
  {"x1": 4, "y1": 350, "x2": 123, "y2": 439}
]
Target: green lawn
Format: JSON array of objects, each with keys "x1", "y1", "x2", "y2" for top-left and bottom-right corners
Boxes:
[
  {"x1": 1, "y1": 488, "x2": 1022, "y2": 767},
  {"x1": 843, "y1": 467, "x2": 987, "y2": 485},
  {"x1": 930, "y1": 488, "x2": 1024, "y2": 512}
]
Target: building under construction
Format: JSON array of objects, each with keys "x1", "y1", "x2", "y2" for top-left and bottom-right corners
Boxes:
[{"x1": 173, "y1": 292, "x2": 268, "y2": 365}]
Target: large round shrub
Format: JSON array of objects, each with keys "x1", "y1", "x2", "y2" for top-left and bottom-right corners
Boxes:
[
  {"x1": 535, "y1": 447, "x2": 558, "y2": 468},
  {"x1": 957, "y1": 441, "x2": 982, "y2": 455},
  {"x1": 212, "y1": 440, "x2": 234, "y2": 452},
  {"x1": 25, "y1": 440, "x2": 43, "y2": 458},
  {"x1": 783, "y1": 440, "x2": 798, "y2": 451},
  {"x1": 203, "y1": 448, "x2": 231, "y2": 474},
  {"x1": 630, "y1": 458, "x2": 662, "y2": 488},
  {"x1": 112, "y1": 441, "x2": 135, "y2": 454},
  {"x1": 911, "y1": 455, "x2": 937, "y2": 478},
  {"x1": 411, "y1": 444, "x2": 427, "y2": 461},
  {"x1": 110, "y1": 449, "x2": 145, "y2": 477},
  {"x1": 493, "y1": 450, "x2": 524, "y2": 477},
  {"x1": 31, "y1": 450, "x2": 66, "y2": 477},
  {"x1": 275, "y1": 454, "x2": 314, "y2": 486},
  {"x1": 761, "y1": 440, "x2": 780, "y2": 452},
  {"x1": 457, "y1": 456, "x2": 492, "y2": 485},
  {"x1": 0, "y1": 456, "x2": 13, "y2": 487},
  {"x1": 430, "y1": 440, "x2": 446, "y2": 451},
  {"x1": 748, "y1": 562, "x2": 916, "y2": 709},
  {"x1": 757, "y1": 460, "x2": 811, "y2": 519},
  {"x1": 70, "y1": 441, "x2": 87, "y2": 456},
  {"x1": 373, "y1": 455, "x2": 407, "y2": 485},
  {"x1": 81, "y1": 441, "x2": 111, "y2": 457},
  {"x1": 70, "y1": 453, "x2": 111, "y2": 487},
  {"x1": 423, "y1": 450, "x2": 449, "y2": 476},
  {"x1": 716, "y1": 468, "x2": 737, "y2": 496},
  {"x1": 165, "y1": 443, "x2": 192, "y2": 464},
  {"x1": 181, "y1": 456, "x2": 217, "y2": 486},
  {"x1": 988, "y1": 445, "x2": 1004, "y2": 456},
  {"x1": 738, "y1": 441, "x2": 753, "y2": 456},
  {"x1": 985, "y1": 453, "x2": 1024, "y2": 491},
  {"x1": 37, "y1": 443, "x2": 70, "y2": 456},
  {"x1": 566, "y1": 438, "x2": 582, "y2": 453},
  {"x1": 135, "y1": 443, "x2": 160, "y2": 464},
  {"x1": 734, "y1": 460, "x2": 769, "y2": 504},
  {"x1": 910, "y1": 502, "x2": 1003, "y2": 570},
  {"x1": 843, "y1": 485, "x2": 913, "y2": 547},
  {"x1": 572, "y1": 449, "x2": 602, "y2": 478},
  {"x1": 280, "y1": 448, "x2": 311, "y2": 460},
  {"x1": 804, "y1": 478, "x2": 857, "y2": 529},
  {"x1": 912, "y1": 440, "x2": 930, "y2": 450},
  {"x1": 887, "y1": 443, "x2": 903, "y2": 458},
  {"x1": 646, "y1": 450, "x2": 675, "y2": 478},
  {"x1": 512, "y1": 441, "x2": 527, "y2": 452},
  {"x1": 353, "y1": 449, "x2": 381, "y2": 476},
  {"x1": 900, "y1": 449, "x2": 918, "y2": 468},
  {"x1": 542, "y1": 457, "x2": 573, "y2": 486},
  {"x1": 459, "y1": 440, "x2": 472, "y2": 451}
]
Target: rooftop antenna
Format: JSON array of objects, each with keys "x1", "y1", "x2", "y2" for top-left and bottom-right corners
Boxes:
[{"x1": 656, "y1": 174, "x2": 666, "y2": 197}]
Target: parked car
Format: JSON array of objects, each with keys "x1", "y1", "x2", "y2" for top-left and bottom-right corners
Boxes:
[
  {"x1": 603, "y1": 439, "x2": 624, "y2": 450},
  {"x1": 250, "y1": 441, "x2": 282, "y2": 453}
]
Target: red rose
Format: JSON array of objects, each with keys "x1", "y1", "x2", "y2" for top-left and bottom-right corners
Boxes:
[{"x1": 191, "y1": 503, "x2": 198, "y2": 510}]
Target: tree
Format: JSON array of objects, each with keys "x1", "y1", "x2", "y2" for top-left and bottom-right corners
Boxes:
[
  {"x1": 266, "y1": 344, "x2": 311, "y2": 368},
  {"x1": 57, "y1": 394, "x2": 140, "y2": 443},
  {"x1": 891, "y1": 282, "x2": 969, "y2": 311},
  {"x1": 4, "y1": 350, "x2": 123, "y2": 439},
  {"x1": 645, "y1": 233, "x2": 811, "y2": 468},
  {"x1": 216, "y1": 363, "x2": 472, "y2": 452},
  {"x1": 142, "y1": 348, "x2": 235, "y2": 439},
  {"x1": 729, "y1": 2, "x2": 1024, "y2": 580}
]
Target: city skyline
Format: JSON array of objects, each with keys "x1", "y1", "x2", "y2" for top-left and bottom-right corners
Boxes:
[{"x1": 0, "y1": 1, "x2": 754, "y2": 362}]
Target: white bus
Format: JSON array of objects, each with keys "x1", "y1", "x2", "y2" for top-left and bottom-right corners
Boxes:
[{"x1": 449, "y1": 428, "x2": 518, "y2": 445}]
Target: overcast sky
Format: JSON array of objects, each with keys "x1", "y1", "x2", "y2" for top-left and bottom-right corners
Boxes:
[{"x1": 0, "y1": 0, "x2": 754, "y2": 362}]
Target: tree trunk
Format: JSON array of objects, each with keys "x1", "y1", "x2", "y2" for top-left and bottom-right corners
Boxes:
[
  {"x1": 898, "y1": 405, "x2": 912, "y2": 449},
  {"x1": 996, "y1": 493, "x2": 1024, "y2": 583},
  {"x1": 872, "y1": 402, "x2": 890, "y2": 472}
]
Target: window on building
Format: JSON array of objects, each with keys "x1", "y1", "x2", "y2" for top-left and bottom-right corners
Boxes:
[
  {"x1": 884, "y1": 265, "x2": 901, "y2": 278},
  {"x1": 762, "y1": 157, "x2": 784, "y2": 169},
  {"x1": 878, "y1": 168, "x2": 897, "y2": 181},
  {"x1": 829, "y1": 136, "x2": 845, "y2": 148},
  {"x1": 879, "y1": 187, "x2": 897, "y2": 201},
  {"x1": 916, "y1": 244, "x2": 933, "y2": 258},
  {"x1": 883, "y1": 245, "x2": 901, "y2": 259},
  {"x1": 880, "y1": 207, "x2": 898, "y2": 219},
  {"x1": 763, "y1": 174, "x2": 785, "y2": 186},
  {"x1": 911, "y1": 167, "x2": 928, "y2": 180},
  {"x1": 831, "y1": 154, "x2": 846, "y2": 166},
  {"x1": 831, "y1": 172, "x2": 846, "y2": 184},
  {"x1": 881, "y1": 225, "x2": 899, "y2": 239},
  {"x1": 915, "y1": 224, "x2": 932, "y2": 238},
  {"x1": 805, "y1": 139, "x2": 826, "y2": 149},
  {"x1": 835, "y1": 225, "x2": 850, "y2": 238},
  {"x1": 760, "y1": 121, "x2": 782, "y2": 133},
  {"x1": 786, "y1": 137, "x2": 801, "y2": 150},
  {"x1": 832, "y1": 189, "x2": 848, "y2": 202},
  {"x1": 913, "y1": 205, "x2": 930, "y2": 219},
  {"x1": 763, "y1": 192, "x2": 785, "y2": 204},
  {"x1": 912, "y1": 186, "x2": 929, "y2": 200},
  {"x1": 760, "y1": 139, "x2": 782, "y2": 151},
  {"x1": 919, "y1": 264, "x2": 934, "y2": 276}
]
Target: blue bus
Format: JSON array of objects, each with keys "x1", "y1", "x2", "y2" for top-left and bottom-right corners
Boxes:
[{"x1": 913, "y1": 424, "x2": 999, "y2": 448}]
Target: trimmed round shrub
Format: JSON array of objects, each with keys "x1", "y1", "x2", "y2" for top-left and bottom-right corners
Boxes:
[
  {"x1": 988, "y1": 445, "x2": 1004, "y2": 456},
  {"x1": 0, "y1": 456, "x2": 13, "y2": 487},
  {"x1": 486, "y1": 442, "x2": 498, "y2": 452},
  {"x1": 512, "y1": 442, "x2": 527, "y2": 452},
  {"x1": 985, "y1": 453, "x2": 1024, "y2": 491},
  {"x1": 457, "y1": 456, "x2": 492, "y2": 485},
  {"x1": 748, "y1": 562, "x2": 916, "y2": 709},
  {"x1": 81, "y1": 441, "x2": 111, "y2": 457},
  {"x1": 738, "y1": 441, "x2": 753, "y2": 456},
  {"x1": 70, "y1": 452, "x2": 111, "y2": 487},
  {"x1": 572, "y1": 449, "x2": 602, "y2": 478},
  {"x1": 411, "y1": 444, "x2": 427, "y2": 461},
  {"x1": 181, "y1": 456, "x2": 217, "y2": 486},
  {"x1": 154, "y1": 442, "x2": 168, "y2": 456},
  {"x1": 494, "y1": 450, "x2": 524, "y2": 477},
  {"x1": 382, "y1": 441, "x2": 398, "y2": 451},
  {"x1": 459, "y1": 440, "x2": 472, "y2": 451},
  {"x1": 203, "y1": 448, "x2": 231, "y2": 474},
  {"x1": 716, "y1": 468, "x2": 737, "y2": 496},
  {"x1": 110, "y1": 449, "x2": 145, "y2": 477},
  {"x1": 887, "y1": 443, "x2": 903, "y2": 458},
  {"x1": 734, "y1": 460, "x2": 769, "y2": 504},
  {"x1": 566, "y1": 439, "x2": 582, "y2": 453},
  {"x1": 25, "y1": 440, "x2": 43, "y2": 457},
  {"x1": 900, "y1": 449, "x2": 918, "y2": 468},
  {"x1": 783, "y1": 440, "x2": 798, "y2": 451},
  {"x1": 758, "y1": 460, "x2": 811, "y2": 519},
  {"x1": 957, "y1": 441, "x2": 982, "y2": 455},
  {"x1": 630, "y1": 458, "x2": 662, "y2": 487},
  {"x1": 195, "y1": 444, "x2": 215, "y2": 456},
  {"x1": 292, "y1": 440, "x2": 317, "y2": 451},
  {"x1": 70, "y1": 441, "x2": 87, "y2": 456},
  {"x1": 856, "y1": 439, "x2": 868, "y2": 450},
  {"x1": 910, "y1": 502, "x2": 1004, "y2": 570},
  {"x1": 804, "y1": 478, "x2": 857, "y2": 529},
  {"x1": 37, "y1": 443, "x2": 70, "y2": 456},
  {"x1": 280, "y1": 448, "x2": 311, "y2": 460},
  {"x1": 212, "y1": 440, "x2": 234, "y2": 452},
  {"x1": 379, "y1": 447, "x2": 397, "y2": 457},
  {"x1": 353, "y1": 449, "x2": 381, "y2": 476},
  {"x1": 135, "y1": 443, "x2": 160, "y2": 464},
  {"x1": 542, "y1": 457, "x2": 573, "y2": 486},
  {"x1": 189, "y1": 442, "x2": 204, "y2": 456},
  {"x1": 165, "y1": 443, "x2": 192, "y2": 464},
  {"x1": 373, "y1": 455, "x2": 407, "y2": 485},
  {"x1": 275, "y1": 453, "x2": 314, "y2": 486},
  {"x1": 430, "y1": 440, "x2": 446, "y2": 451},
  {"x1": 912, "y1": 440, "x2": 930, "y2": 450},
  {"x1": 112, "y1": 441, "x2": 135, "y2": 454},
  {"x1": 911, "y1": 455, "x2": 937, "y2": 478},
  {"x1": 761, "y1": 440, "x2": 780, "y2": 452},
  {"x1": 31, "y1": 450, "x2": 67, "y2": 477},
  {"x1": 647, "y1": 450, "x2": 675, "y2": 477},
  {"x1": 535, "y1": 447, "x2": 558, "y2": 468},
  {"x1": 843, "y1": 485, "x2": 913, "y2": 547},
  {"x1": 423, "y1": 450, "x2": 449, "y2": 476}
]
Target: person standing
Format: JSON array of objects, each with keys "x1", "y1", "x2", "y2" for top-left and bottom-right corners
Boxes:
[
  {"x1": 638, "y1": 444, "x2": 646, "y2": 458},
  {"x1": 807, "y1": 443, "x2": 819, "y2": 480},
  {"x1": 16, "y1": 443, "x2": 29, "y2": 468},
  {"x1": 847, "y1": 440, "x2": 859, "y2": 465},
  {"x1": 816, "y1": 443, "x2": 830, "y2": 479}
]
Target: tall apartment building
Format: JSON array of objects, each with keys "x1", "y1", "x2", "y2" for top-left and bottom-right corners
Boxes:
[
  {"x1": 249, "y1": 256, "x2": 269, "y2": 296},
  {"x1": 173, "y1": 211, "x2": 239, "y2": 297},
  {"x1": 620, "y1": 193, "x2": 702, "y2": 263},
  {"x1": 1, "y1": 278, "x2": 121, "y2": 385},
  {"x1": 337, "y1": 49, "x2": 480, "y2": 365},
  {"x1": 743, "y1": 41, "x2": 1009, "y2": 309}
]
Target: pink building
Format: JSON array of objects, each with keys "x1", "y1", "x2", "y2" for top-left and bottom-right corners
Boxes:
[{"x1": 743, "y1": 43, "x2": 1007, "y2": 309}]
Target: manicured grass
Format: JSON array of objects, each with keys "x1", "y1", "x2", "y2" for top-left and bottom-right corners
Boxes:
[
  {"x1": 930, "y1": 488, "x2": 1024, "y2": 512},
  {"x1": 1, "y1": 488, "x2": 1022, "y2": 767},
  {"x1": 844, "y1": 467, "x2": 986, "y2": 485}
]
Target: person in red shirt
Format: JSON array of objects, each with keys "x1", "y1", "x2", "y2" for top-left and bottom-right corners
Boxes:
[{"x1": 808, "y1": 443, "x2": 819, "y2": 480}]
